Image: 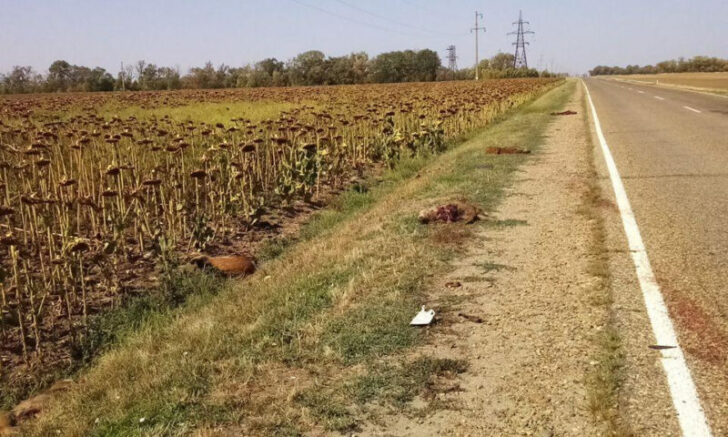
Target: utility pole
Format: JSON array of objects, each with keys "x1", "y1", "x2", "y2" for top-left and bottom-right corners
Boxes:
[
  {"x1": 470, "y1": 11, "x2": 486, "y2": 80},
  {"x1": 508, "y1": 10, "x2": 534, "y2": 69},
  {"x1": 446, "y1": 45, "x2": 458, "y2": 79},
  {"x1": 120, "y1": 62, "x2": 125, "y2": 91}
]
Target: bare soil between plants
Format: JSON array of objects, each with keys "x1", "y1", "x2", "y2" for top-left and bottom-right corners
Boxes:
[{"x1": 0, "y1": 165, "x2": 374, "y2": 411}]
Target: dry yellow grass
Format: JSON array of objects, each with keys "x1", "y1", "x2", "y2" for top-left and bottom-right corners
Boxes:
[{"x1": 613, "y1": 72, "x2": 728, "y2": 93}]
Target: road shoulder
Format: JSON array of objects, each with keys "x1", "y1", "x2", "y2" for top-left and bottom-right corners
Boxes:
[{"x1": 361, "y1": 82, "x2": 629, "y2": 436}]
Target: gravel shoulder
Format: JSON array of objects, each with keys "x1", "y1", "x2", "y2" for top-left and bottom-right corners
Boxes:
[{"x1": 360, "y1": 82, "x2": 630, "y2": 436}]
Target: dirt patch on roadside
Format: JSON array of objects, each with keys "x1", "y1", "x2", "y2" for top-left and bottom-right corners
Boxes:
[{"x1": 485, "y1": 146, "x2": 531, "y2": 155}]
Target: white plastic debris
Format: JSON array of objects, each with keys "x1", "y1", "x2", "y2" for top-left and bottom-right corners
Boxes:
[{"x1": 410, "y1": 306, "x2": 435, "y2": 326}]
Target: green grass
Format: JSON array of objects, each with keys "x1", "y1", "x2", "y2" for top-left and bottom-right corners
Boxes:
[
  {"x1": 70, "y1": 271, "x2": 226, "y2": 383},
  {"x1": 292, "y1": 356, "x2": 468, "y2": 434},
  {"x1": 349, "y1": 357, "x2": 468, "y2": 408},
  {"x1": 41, "y1": 100, "x2": 299, "y2": 124},
  {"x1": 106, "y1": 101, "x2": 299, "y2": 124},
  {"x1": 25, "y1": 80, "x2": 573, "y2": 436}
]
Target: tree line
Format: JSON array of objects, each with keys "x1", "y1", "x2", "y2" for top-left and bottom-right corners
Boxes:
[
  {"x1": 0, "y1": 49, "x2": 558, "y2": 94},
  {"x1": 590, "y1": 56, "x2": 728, "y2": 76}
]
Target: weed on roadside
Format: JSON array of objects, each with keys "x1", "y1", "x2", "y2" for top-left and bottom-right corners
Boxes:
[{"x1": 580, "y1": 88, "x2": 631, "y2": 436}]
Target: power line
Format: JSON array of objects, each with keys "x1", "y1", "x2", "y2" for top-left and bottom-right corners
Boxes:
[
  {"x1": 333, "y1": 0, "x2": 465, "y2": 37},
  {"x1": 396, "y1": 0, "x2": 460, "y2": 21},
  {"x1": 288, "y1": 0, "x2": 425, "y2": 37},
  {"x1": 397, "y1": 0, "x2": 440, "y2": 15}
]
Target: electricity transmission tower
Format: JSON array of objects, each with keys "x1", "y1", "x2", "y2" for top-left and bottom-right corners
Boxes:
[
  {"x1": 508, "y1": 10, "x2": 534, "y2": 69},
  {"x1": 446, "y1": 45, "x2": 458, "y2": 76},
  {"x1": 470, "y1": 11, "x2": 486, "y2": 80}
]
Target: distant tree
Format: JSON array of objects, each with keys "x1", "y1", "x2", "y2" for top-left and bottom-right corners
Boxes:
[
  {"x1": 489, "y1": 52, "x2": 516, "y2": 71},
  {"x1": 369, "y1": 49, "x2": 440, "y2": 83},
  {"x1": 288, "y1": 50, "x2": 327, "y2": 85},
  {"x1": 240, "y1": 58, "x2": 289, "y2": 88},
  {"x1": 139, "y1": 62, "x2": 159, "y2": 90},
  {"x1": 47, "y1": 60, "x2": 72, "y2": 91},
  {"x1": 86, "y1": 67, "x2": 114, "y2": 91},
  {"x1": 477, "y1": 59, "x2": 490, "y2": 71},
  {"x1": 213, "y1": 64, "x2": 229, "y2": 88},
  {"x1": 656, "y1": 60, "x2": 677, "y2": 73},
  {"x1": 369, "y1": 51, "x2": 405, "y2": 83},
  {"x1": 246, "y1": 68, "x2": 272, "y2": 87},
  {"x1": 413, "y1": 49, "x2": 441, "y2": 81},
  {"x1": 183, "y1": 62, "x2": 217, "y2": 89},
  {"x1": 115, "y1": 68, "x2": 133, "y2": 91},
  {"x1": 158, "y1": 66, "x2": 181, "y2": 90},
  {"x1": 640, "y1": 64, "x2": 657, "y2": 74},
  {"x1": 1, "y1": 66, "x2": 41, "y2": 94},
  {"x1": 271, "y1": 70, "x2": 289, "y2": 86},
  {"x1": 468, "y1": 53, "x2": 541, "y2": 79},
  {"x1": 348, "y1": 52, "x2": 369, "y2": 83},
  {"x1": 325, "y1": 52, "x2": 370, "y2": 85},
  {"x1": 624, "y1": 64, "x2": 640, "y2": 74},
  {"x1": 134, "y1": 60, "x2": 147, "y2": 89},
  {"x1": 256, "y1": 58, "x2": 285, "y2": 76},
  {"x1": 114, "y1": 64, "x2": 137, "y2": 91},
  {"x1": 4, "y1": 46, "x2": 531, "y2": 94},
  {"x1": 590, "y1": 55, "x2": 728, "y2": 76}
]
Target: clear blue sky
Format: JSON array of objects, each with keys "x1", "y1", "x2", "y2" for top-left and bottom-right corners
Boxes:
[{"x1": 1, "y1": 0, "x2": 727, "y2": 76}]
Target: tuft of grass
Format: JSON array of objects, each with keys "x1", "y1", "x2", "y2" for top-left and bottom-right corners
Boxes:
[
  {"x1": 299, "y1": 189, "x2": 376, "y2": 241},
  {"x1": 257, "y1": 236, "x2": 293, "y2": 261},
  {"x1": 77, "y1": 270, "x2": 228, "y2": 364},
  {"x1": 349, "y1": 357, "x2": 468, "y2": 407},
  {"x1": 324, "y1": 294, "x2": 421, "y2": 365},
  {"x1": 475, "y1": 261, "x2": 514, "y2": 274},
  {"x1": 460, "y1": 275, "x2": 494, "y2": 284},
  {"x1": 252, "y1": 266, "x2": 356, "y2": 365},
  {"x1": 294, "y1": 390, "x2": 359, "y2": 433},
  {"x1": 487, "y1": 218, "x2": 529, "y2": 228},
  {"x1": 292, "y1": 356, "x2": 468, "y2": 433}
]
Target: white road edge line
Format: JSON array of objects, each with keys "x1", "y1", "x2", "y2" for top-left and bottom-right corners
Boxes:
[
  {"x1": 581, "y1": 80, "x2": 712, "y2": 437},
  {"x1": 683, "y1": 105, "x2": 702, "y2": 113},
  {"x1": 654, "y1": 96, "x2": 665, "y2": 101}
]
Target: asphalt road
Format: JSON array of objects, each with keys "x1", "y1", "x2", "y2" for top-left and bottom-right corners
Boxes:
[{"x1": 584, "y1": 78, "x2": 728, "y2": 434}]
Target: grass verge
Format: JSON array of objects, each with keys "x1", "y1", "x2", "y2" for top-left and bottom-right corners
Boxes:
[
  {"x1": 24, "y1": 81, "x2": 572, "y2": 436},
  {"x1": 0, "y1": 269, "x2": 229, "y2": 412}
]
